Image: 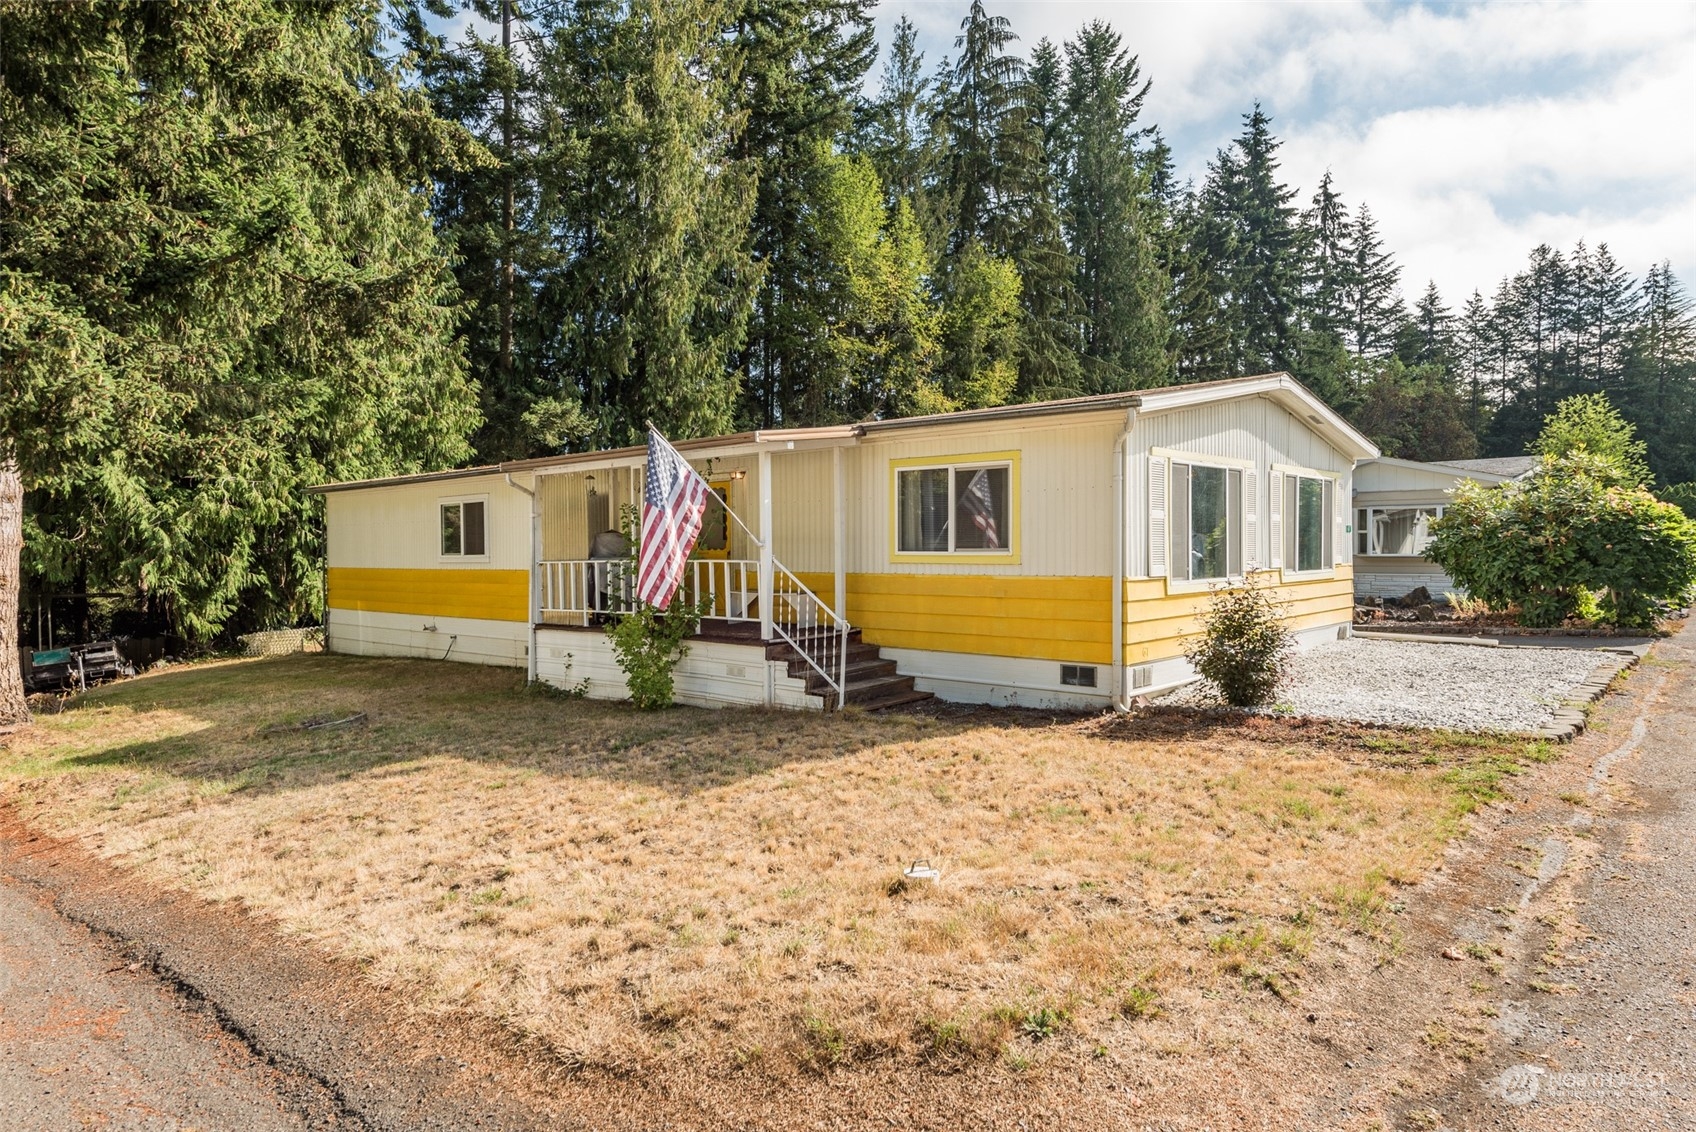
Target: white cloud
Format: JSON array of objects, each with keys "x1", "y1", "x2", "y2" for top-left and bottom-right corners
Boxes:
[{"x1": 875, "y1": 0, "x2": 1696, "y2": 298}]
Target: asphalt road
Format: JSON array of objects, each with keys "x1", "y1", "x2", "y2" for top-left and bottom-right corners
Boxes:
[{"x1": 0, "y1": 873, "x2": 309, "y2": 1132}]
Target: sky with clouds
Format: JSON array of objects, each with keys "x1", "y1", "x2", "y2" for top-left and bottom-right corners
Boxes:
[{"x1": 880, "y1": 0, "x2": 1696, "y2": 305}]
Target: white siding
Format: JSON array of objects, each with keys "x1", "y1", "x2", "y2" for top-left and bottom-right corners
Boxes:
[
  {"x1": 1355, "y1": 561, "x2": 1460, "y2": 601},
  {"x1": 326, "y1": 609, "x2": 526, "y2": 667},
  {"x1": 326, "y1": 473, "x2": 533, "y2": 572},
  {"x1": 535, "y1": 628, "x2": 821, "y2": 710},
  {"x1": 1354, "y1": 460, "x2": 1474, "y2": 494}
]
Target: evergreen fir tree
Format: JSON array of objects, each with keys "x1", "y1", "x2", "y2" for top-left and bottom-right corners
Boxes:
[
  {"x1": 1060, "y1": 21, "x2": 1169, "y2": 389},
  {"x1": 396, "y1": 0, "x2": 590, "y2": 461},
  {"x1": 1344, "y1": 204, "x2": 1403, "y2": 359},
  {"x1": 1197, "y1": 105, "x2": 1302, "y2": 377},
  {"x1": 1, "y1": 0, "x2": 483, "y2": 723},
  {"x1": 538, "y1": 0, "x2": 760, "y2": 445},
  {"x1": 1625, "y1": 263, "x2": 1696, "y2": 484},
  {"x1": 1299, "y1": 170, "x2": 1352, "y2": 347},
  {"x1": 1406, "y1": 281, "x2": 1454, "y2": 369},
  {"x1": 728, "y1": 0, "x2": 877, "y2": 426}
]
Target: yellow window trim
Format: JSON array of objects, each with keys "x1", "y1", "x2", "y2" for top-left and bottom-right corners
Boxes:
[{"x1": 888, "y1": 450, "x2": 1022, "y2": 565}]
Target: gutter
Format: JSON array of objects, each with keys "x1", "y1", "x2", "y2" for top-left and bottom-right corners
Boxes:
[{"x1": 1111, "y1": 408, "x2": 1137, "y2": 712}]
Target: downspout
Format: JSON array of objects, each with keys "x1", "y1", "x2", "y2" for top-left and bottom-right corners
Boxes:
[
  {"x1": 505, "y1": 473, "x2": 539, "y2": 684},
  {"x1": 1111, "y1": 408, "x2": 1137, "y2": 712}
]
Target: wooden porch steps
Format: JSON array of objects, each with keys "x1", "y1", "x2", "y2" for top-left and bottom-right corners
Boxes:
[{"x1": 763, "y1": 628, "x2": 935, "y2": 712}]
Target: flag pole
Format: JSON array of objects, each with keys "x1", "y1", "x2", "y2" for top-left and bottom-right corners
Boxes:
[{"x1": 643, "y1": 422, "x2": 765, "y2": 550}]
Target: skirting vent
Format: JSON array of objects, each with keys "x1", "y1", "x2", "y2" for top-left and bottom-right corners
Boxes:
[{"x1": 1060, "y1": 664, "x2": 1097, "y2": 688}]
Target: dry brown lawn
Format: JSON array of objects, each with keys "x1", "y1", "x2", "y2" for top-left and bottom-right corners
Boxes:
[{"x1": 0, "y1": 654, "x2": 1548, "y2": 1078}]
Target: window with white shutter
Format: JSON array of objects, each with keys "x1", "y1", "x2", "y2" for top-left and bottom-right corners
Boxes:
[
  {"x1": 1147, "y1": 456, "x2": 1168, "y2": 577},
  {"x1": 1268, "y1": 471, "x2": 1284, "y2": 569},
  {"x1": 1242, "y1": 468, "x2": 1260, "y2": 571}
]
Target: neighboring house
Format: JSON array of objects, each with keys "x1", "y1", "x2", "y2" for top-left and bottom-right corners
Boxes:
[
  {"x1": 1351, "y1": 455, "x2": 1538, "y2": 602},
  {"x1": 310, "y1": 372, "x2": 1378, "y2": 712}
]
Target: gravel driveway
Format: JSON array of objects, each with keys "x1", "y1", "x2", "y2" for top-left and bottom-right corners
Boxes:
[{"x1": 1162, "y1": 636, "x2": 1612, "y2": 733}]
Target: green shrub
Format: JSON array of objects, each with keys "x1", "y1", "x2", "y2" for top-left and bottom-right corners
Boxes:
[
  {"x1": 1428, "y1": 454, "x2": 1696, "y2": 630},
  {"x1": 1185, "y1": 574, "x2": 1294, "y2": 707},
  {"x1": 1530, "y1": 392, "x2": 1651, "y2": 489}
]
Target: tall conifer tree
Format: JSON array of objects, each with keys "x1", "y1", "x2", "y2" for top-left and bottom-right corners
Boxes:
[
  {"x1": 538, "y1": 0, "x2": 760, "y2": 445},
  {"x1": 1060, "y1": 21, "x2": 1168, "y2": 388},
  {"x1": 1, "y1": 0, "x2": 482, "y2": 721}
]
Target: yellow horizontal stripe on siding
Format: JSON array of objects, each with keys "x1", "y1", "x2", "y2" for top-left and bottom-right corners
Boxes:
[
  {"x1": 783, "y1": 569, "x2": 1349, "y2": 668},
  {"x1": 790, "y1": 572, "x2": 1112, "y2": 664},
  {"x1": 1126, "y1": 607, "x2": 1352, "y2": 665},
  {"x1": 1124, "y1": 597, "x2": 1353, "y2": 647},
  {"x1": 327, "y1": 567, "x2": 529, "y2": 623}
]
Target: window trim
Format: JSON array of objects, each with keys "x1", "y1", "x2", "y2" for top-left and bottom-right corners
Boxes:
[
  {"x1": 1162, "y1": 453, "x2": 1249, "y2": 594},
  {"x1": 1273, "y1": 464, "x2": 1338, "y2": 580},
  {"x1": 1355, "y1": 504, "x2": 1446, "y2": 558},
  {"x1": 888, "y1": 450, "x2": 1022, "y2": 564},
  {"x1": 438, "y1": 494, "x2": 492, "y2": 562}
]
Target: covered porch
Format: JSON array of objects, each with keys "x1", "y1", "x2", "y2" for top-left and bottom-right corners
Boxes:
[{"x1": 512, "y1": 430, "x2": 923, "y2": 711}]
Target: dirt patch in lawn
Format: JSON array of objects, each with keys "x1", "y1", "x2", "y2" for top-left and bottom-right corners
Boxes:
[{"x1": 0, "y1": 655, "x2": 1549, "y2": 1085}]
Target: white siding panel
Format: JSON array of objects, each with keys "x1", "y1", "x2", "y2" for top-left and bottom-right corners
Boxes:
[
  {"x1": 1354, "y1": 460, "x2": 1474, "y2": 493},
  {"x1": 770, "y1": 448, "x2": 836, "y2": 573},
  {"x1": 846, "y1": 413, "x2": 1122, "y2": 576},
  {"x1": 326, "y1": 609, "x2": 526, "y2": 667},
  {"x1": 326, "y1": 473, "x2": 532, "y2": 572},
  {"x1": 535, "y1": 628, "x2": 821, "y2": 710}
]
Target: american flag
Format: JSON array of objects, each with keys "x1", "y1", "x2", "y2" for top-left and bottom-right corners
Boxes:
[
  {"x1": 637, "y1": 427, "x2": 711, "y2": 610},
  {"x1": 960, "y1": 468, "x2": 1000, "y2": 549}
]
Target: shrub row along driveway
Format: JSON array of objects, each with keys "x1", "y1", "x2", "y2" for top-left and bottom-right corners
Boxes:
[{"x1": 1166, "y1": 636, "x2": 1629, "y2": 733}]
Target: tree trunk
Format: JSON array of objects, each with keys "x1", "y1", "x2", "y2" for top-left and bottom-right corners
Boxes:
[{"x1": 0, "y1": 458, "x2": 30, "y2": 727}]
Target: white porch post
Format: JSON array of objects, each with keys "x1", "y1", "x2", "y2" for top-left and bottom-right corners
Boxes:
[
  {"x1": 832, "y1": 446, "x2": 846, "y2": 622},
  {"x1": 757, "y1": 448, "x2": 774, "y2": 645},
  {"x1": 527, "y1": 478, "x2": 540, "y2": 684}
]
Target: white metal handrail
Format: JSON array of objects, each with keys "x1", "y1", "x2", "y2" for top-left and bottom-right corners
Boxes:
[
  {"x1": 536, "y1": 556, "x2": 850, "y2": 709},
  {"x1": 769, "y1": 562, "x2": 850, "y2": 710}
]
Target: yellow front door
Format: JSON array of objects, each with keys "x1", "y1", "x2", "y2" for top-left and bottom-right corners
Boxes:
[{"x1": 696, "y1": 480, "x2": 732, "y2": 560}]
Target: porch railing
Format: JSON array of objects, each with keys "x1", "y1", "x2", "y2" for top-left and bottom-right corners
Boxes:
[
  {"x1": 535, "y1": 556, "x2": 850, "y2": 709},
  {"x1": 539, "y1": 558, "x2": 760, "y2": 625},
  {"x1": 769, "y1": 562, "x2": 850, "y2": 710}
]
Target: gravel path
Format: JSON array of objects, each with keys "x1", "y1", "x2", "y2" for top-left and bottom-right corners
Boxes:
[{"x1": 1162, "y1": 636, "x2": 1610, "y2": 733}]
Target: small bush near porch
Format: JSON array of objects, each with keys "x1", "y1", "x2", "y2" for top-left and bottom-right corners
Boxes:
[{"x1": 1, "y1": 656, "x2": 1546, "y2": 1076}]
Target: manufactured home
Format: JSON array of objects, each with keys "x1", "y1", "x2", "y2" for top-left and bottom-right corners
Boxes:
[
  {"x1": 311, "y1": 372, "x2": 1379, "y2": 711},
  {"x1": 1351, "y1": 455, "x2": 1537, "y2": 602}
]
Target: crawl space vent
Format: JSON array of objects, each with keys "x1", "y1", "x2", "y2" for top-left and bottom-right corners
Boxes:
[
  {"x1": 1130, "y1": 664, "x2": 1153, "y2": 690},
  {"x1": 1060, "y1": 664, "x2": 1097, "y2": 688}
]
